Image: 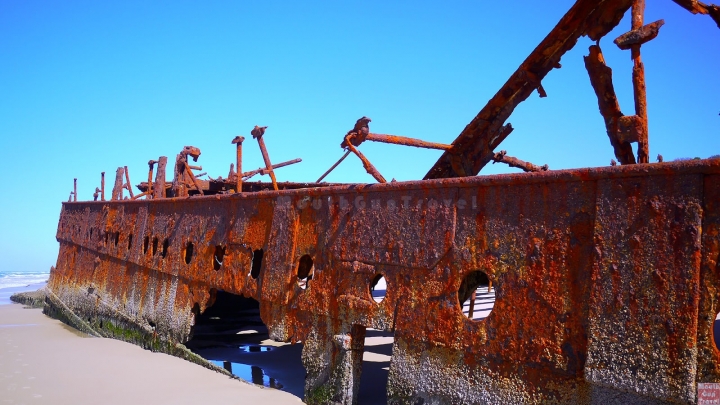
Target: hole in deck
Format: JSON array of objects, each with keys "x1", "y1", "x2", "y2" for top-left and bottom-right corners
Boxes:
[
  {"x1": 370, "y1": 274, "x2": 386, "y2": 303},
  {"x1": 250, "y1": 249, "x2": 264, "y2": 279},
  {"x1": 296, "y1": 254, "x2": 313, "y2": 289},
  {"x1": 184, "y1": 241, "x2": 194, "y2": 264},
  {"x1": 213, "y1": 245, "x2": 226, "y2": 270},
  {"x1": 458, "y1": 270, "x2": 496, "y2": 321}
]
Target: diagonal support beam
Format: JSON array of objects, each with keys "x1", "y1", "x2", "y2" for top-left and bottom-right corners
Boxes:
[
  {"x1": 672, "y1": 0, "x2": 720, "y2": 28},
  {"x1": 424, "y1": 0, "x2": 634, "y2": 180},
  {"x1": 584, "y1": 45, "x2": 637, "y2": 164}
]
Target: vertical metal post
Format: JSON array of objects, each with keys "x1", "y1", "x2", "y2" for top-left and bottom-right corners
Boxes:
[
  {"x1": 147, "y1": 160, "x2": 156, "y2": 200},
  {"x1": 631, "y1": 0, "x2": 649, "y2": 163},
  {"x1": 101, "y1": 172, "x2": 105, "y2": 201},
  {"x1": 153, "y1": 157, "x2": 167, "y2": 199},
  {"x1": 232, "y1": 136, "x2": 245, "y2": 193},
  {"x1": 468, "y1": 290, "x2": 476, "y2": 319},
  {"x1": 73, "y1": 178, "x2": 77, "y2": 202},
  {"x1": 112, "y1": 167, "x2": 124, "y2": 200}
]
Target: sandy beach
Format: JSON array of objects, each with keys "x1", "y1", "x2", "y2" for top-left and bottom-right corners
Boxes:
[{"x1": 0, "y1": 303, "x2": 302, "y2": 405}]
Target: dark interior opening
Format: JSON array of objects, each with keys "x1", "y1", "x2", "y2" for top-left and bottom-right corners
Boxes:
[
  {"x1": 143, "y1": 236, "x2": 150, "y2": 254},
  {"x1": 250, "y1": 249, "x2": 264, "y2": 279},
  {"x1": 127, "y1": 234, "x2": 133, "y2": 250},
  {"x1": 296, "y1": 254, "x2": 313, "y2": 289},
  {"x1": 185, "y1": 290, "x2": 306, "y2": 398},
  {"x1": 152, "y1": 237, "x2": 159, "y2": 255},
  {"x1": 184, "y1": 241, "x2": 194, "y2": 264},
  {"x1": 161, "y1": 238, "x2": 169, "y2": 259},
  {"x1": 213, "y1": 245, "x2": 226, "y2": 270},
  {"x1": 114, "y1": 231, "x2": 120, "y2": 246}
]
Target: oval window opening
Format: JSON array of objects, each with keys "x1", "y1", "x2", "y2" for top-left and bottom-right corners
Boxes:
[
  {"x1": 114, "y1": 231, "x2": 120, "y2": 246},
  {"x1": 250, "y1": 249, "x2": 264, "y2": 279},
  {"x1": 458, "y1": 270, "x2": 495, "y2": 321},
  {"x1": 127, "y1": 234, "x2": 133, "y2": 250},
  {"x1": 296, "y1": 255, "x2": 314, "y2": 289},
  {"x1": 213, "y1": 245, "x2": 226, "y2": 270},
  {"x1": 370, "y1": 274, "x2": 386, "y2": 303},
  {"x1": 184, "y1": 241, "x2": 194, "y2": 264},
  {"x1": 152, "y1": 237, "x2": 159, "y2": 255}
]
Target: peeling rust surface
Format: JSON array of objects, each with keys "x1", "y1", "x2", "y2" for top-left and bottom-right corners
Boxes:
[{"x1": 48, "y1": 159, "x2": 720, "y2": 404}]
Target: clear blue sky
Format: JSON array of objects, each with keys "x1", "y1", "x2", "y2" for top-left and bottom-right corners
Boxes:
[{"x1": 1, "y1": 1, "x2": 718, "y2": 274}]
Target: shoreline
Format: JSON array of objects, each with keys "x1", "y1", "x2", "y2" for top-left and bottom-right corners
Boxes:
[
  {"x1": 0, "y1": 303, "x2": 302, "y2": 404},
  {"x1": 0, "y1": 282, "x2": 47, "y2": 306}
]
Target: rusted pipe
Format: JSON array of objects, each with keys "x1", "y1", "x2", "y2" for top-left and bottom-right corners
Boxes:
[
  {"x1": 365, "y1": 133, "x2": 452, "y2": 151},
  {"x1": 131, "y1": 191, "x2": 148, "y2": 200},
  {"x1": 123, "y1": 166, "x2": 134, "y2": 199},
  {"x1": 232, "y1": 136, "x2": 245, "y2": 193},
  {"x1": 242, "y1": 158, "x2": 302, "y2": 180},
  {"x1": 73, "y1": 178, "x2": 77, "y2": 202},
  {"x1": 101, "y1": 172, "x2": 105, "y2": 201},
  {"x1": 317, "y1": 150, "x2": 351, "y2": 183},
  {"x1": 251, "y1": 126, "x2": 278, "y2": 191},
  {"x1": 147, "y1": 160, "x2": 157, "y2": 200},
  {"x1": 111, "y1": 167, "x2": 124, "y2": 200},
  {"x1": 492, "y1": 150, "x2": 549, "y2": 172},
  {"x1": 344, "y1": 134, "x2": 387, "y2": 183}
]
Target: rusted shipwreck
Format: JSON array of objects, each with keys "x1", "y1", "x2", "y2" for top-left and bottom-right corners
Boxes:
[{"x1": 45, "y1": 1, "x2": 720, "y2": 404}]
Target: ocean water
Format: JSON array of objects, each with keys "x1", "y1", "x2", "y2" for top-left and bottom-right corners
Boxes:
[
  {"x1": 0, "y1": 270, "x2": 50, "y2": 290},
  {"x1": 0, "y1": 270, "x2": 50, "y2": 305}
]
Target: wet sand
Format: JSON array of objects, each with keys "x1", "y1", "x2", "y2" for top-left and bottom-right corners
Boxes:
[{"x1": 0, "y1": 304, "x2": 302, "y2": 405}]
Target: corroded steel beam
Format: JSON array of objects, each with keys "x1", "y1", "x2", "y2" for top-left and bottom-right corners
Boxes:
[
  {"x1": 152, "y1": 156, "x2": 167, "y2": 199},
  {"x1": 673, "y1": 0, "x2": 720, "y2": 27},
  {"x1": 252, "y1": 126, "x2": 279, "y2": 191},
  {"x1": 630, "y1": 0, "x2": 650, "y2": 164},
  {"x1": 365, "y1": 133, "x2": 452, "y2": 151},
  {"x1": 584, "y1": 45, "x2": 637, "y2": 164},
  {"x1": 614, "y1": 19, "x2": 664, "y2": 49},
  {"x1": 241, "y1": 158, "x2": 302, "y2": 181},
  {"x1": 424, "y1": 0, "x2": 634, "y2": 179},
  {"x1": 47, "y1": 159, "x2": 720, "y2": 404},
  {"x1": 231, "y1": 136, "x2": 244, "y2": 193},
  {"x1": 491, "y1": 150, "x2": 548, "y2": 172},
  {"x1": 344, "y1": 134, "x2": 387, "y2": 183}
]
